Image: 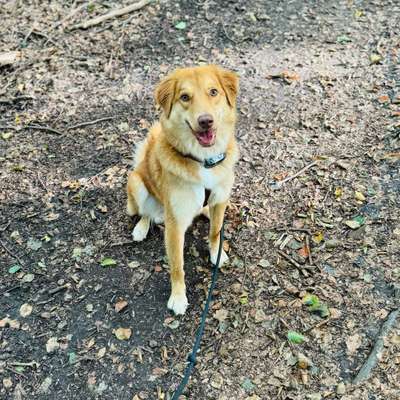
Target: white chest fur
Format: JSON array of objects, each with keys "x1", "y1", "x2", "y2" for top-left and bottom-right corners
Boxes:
[{"x1": 199, "y1": 167, "x2": 220, "y2": 190}]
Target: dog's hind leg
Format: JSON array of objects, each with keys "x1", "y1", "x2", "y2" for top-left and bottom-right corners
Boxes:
[
  {"x1": 132, "y1": 216, "x2": 150, "y2": 241},
  {"x1": 127, "y1": 171, "x2": 151, "y2": 241},
  {"x1": 126, "y1": 171, "x2": 140, "y2": 216}
]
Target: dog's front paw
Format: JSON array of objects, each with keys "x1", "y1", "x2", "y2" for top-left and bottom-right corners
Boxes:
[
  {"x1": 210, "y1": 249, "x2": 228, "y2": 268},
  {"x1": 167, "y1": 292, "x2": 188, "y2": 315}
]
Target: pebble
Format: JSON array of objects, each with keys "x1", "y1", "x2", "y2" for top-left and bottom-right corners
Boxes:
[
  {"x1": 46, "y1": 337, "x2": 59, "y2": 353},
  {"x1": 337, "y1": 382, "x2": 346, "y2": 395}
]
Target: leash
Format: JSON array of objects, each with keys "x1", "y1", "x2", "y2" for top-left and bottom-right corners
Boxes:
[{"x1": 171, "y1": 220, "x2": 225, "y2": 400}]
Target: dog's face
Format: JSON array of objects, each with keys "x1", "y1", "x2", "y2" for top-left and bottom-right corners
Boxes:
[{"x1": 155, "y1": 65, "x2": 238, "y2": 153}]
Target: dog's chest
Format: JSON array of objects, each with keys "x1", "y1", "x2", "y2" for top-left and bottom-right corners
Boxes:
[{"x1": 199, "y1": 167, "x2": 220, "y2": 190}]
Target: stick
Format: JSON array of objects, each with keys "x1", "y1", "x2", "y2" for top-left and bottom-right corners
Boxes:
[
  {"x1": 48, "y1": 284, "x2": 69, "y2": 295},
  {"x1": 0, "y1": 96, "x2": 34, "y2": 105},
  {"x1": 70, "y1": 0, "x2": 152, "y2": 30},
  {"x1": 67, "y1": 116, "x2": 114, "y2": 130},
  {"x1": 353, "y1": 308, "x2": 399, "y2": 384},
  {"x1": 305, "y1": 317, "x2": 332, "y2": 333},
  {"x1": 272, "y1": 161, "x2": 318, "y2": 190},
  {"x1": 305, "y1": 235, "x2": 313, "y2": 265},
  {"x1": 52, "y1": 2, "x2": 88, "y2": 29},
  {"x1": 26, "y1": 124, "x2": 63, "y2": 135},
  {"x1": 277, "y1": 250, "x2": 316, "y2": 276},
  {"x1": 0, "y1": 51, "x2": 22, "y2": 67},
  {"x1": 0, "y1": 239, "x2": 25, "y2": 266}
]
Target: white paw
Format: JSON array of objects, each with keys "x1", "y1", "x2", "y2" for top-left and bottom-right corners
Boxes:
[
  {"x1": 132, "y1": 220, "x2": 149, "y2": 242},
  {"x1": 167, "y1": 292, "x2": 188, "y2": 315},
  {"x1": 210, "y1": 249, "x2": 228, "y2": 268}
]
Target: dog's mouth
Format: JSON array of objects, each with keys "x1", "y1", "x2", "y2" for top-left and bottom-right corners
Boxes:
[{"x1": 185, "y1": 120, "x2": 216, "y2": 147}]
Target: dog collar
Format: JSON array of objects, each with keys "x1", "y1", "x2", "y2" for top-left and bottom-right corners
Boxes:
[{"x1": 184, "y1": 152, "x2": 226, "y2": 168}]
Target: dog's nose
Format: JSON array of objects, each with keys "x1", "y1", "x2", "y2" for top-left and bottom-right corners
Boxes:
[{"x1": 198, "y1": 114, "x2": 214, "y2": 130}]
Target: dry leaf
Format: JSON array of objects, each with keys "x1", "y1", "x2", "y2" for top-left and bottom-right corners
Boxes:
[
  {"x1": 214, "y1": 309, "x2": 229, "y2": 322},
  {"x1": 114, "y1": 327, "x2": 132, "y2": 340},
  {"x1": 346, "y1": 333, "x2": 361, "y2": 354},
  {"x1": 115, "y1": 300, "x2": 128, "y2": 313}
]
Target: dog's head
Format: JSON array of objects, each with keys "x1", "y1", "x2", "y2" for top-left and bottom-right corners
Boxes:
[{"x1": 155, "y1": 65, "x2": 239, "y2": 154}]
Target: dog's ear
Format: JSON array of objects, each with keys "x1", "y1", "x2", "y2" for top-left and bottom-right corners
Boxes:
[
  {"x1": 216, "y1": 67, "x2": 239, "y2": 107},
  {"x1": 155, "y1": 77, "x2": 176, "y2": 118}
]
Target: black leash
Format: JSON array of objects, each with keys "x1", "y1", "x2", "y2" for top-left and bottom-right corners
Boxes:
[{"x1": 171, "y1": 220, "x2": 225, "y2": 399}]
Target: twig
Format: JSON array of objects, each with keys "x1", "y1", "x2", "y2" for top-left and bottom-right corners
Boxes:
[
  {"x1": 277, "y1": 250, "x2": 316, "y2": 276},
  {"x1": 6, "y1": 367, "x2": 28, "y2": 379},
  {"x1": 275, "y1": 227, "x2": 311, "y2": 234},
  {"x1": 305, "y1": 235, "x2": 313, "y2": 265},
  {"x1": 67, "y1": 116, "x2": 114, "y2": 130},
  {"x1": 48, "y1": 284, "x2": 69, "y2": 295},
  {"x1": 110, "y1": 240, "x2": 133, "y2": 247},
  {"x1": 0, "y1": 239, "x2": 25, "y2": 266},
  {"x1": 271, "y1": 161, "x2": 318, "y2": 190},
  {"x1": 9, "y1": 361, "x2": 38, "y2": 368},
  {"x1": 353, "y1": 308, "x2": 399, "y2": 384},
  {"x1": 0, "y1": 221, "x2": 11, "y2": 232},
  {"x1": 52, "y1": 2, "x2": 88, "y2": 30},
  {"x1": 0, "y1": 96, "x2": 34, "y2": 105},
  {"x1": 305, "y1": 317, "x2": 332, "y2": 333},
  {"x1": 70, "y1": 0, "x2": 152, "y2": 30},
  {"x1": 26, "y1": 124, "x2": 63, "y2": 135}
]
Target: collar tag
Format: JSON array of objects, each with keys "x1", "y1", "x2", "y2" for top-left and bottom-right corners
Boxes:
[{"x1": 204, "y1": 153, "x2": 226, "y2": 169}]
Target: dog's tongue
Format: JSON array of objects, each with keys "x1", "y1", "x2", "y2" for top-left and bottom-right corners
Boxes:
[{"x1": 197, "y1": 129, "x2": 215, "y2": 146}]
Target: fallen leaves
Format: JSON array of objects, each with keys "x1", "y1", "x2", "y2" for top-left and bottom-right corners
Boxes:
[
  {"x1": 214, "y1": 309, "x2": 229, "y2": 322},
  {"x1": 113, "y1": 327, "x2": 132, "y2": 340},
  {"x1": 0, "y1": 318, "x2": 20, "y2": 329},
  {"x1": 46, "y1": 337, "x2": 60, "y2": 353},
  {"x1": 287, "y1": 330, "x2": 306, "y2": 344},
  {"x1": 346, "y1": 333, "x2": 362, "y2": 354},
  {"x1": 8, "y1": 264, "x2": 21, "y2": 274},
  {"x1": 266, "y1": 70, "x2": 300, "y2": 84},
  {"x1": 100, "y1": 257, "x2": 117, "y2": 267},
  {"x1": 345, "y1": 215, "x2": 365, "y2": 230},
  {"x1": 115, "y1": 300, "x2": 128, "y2": 313}
]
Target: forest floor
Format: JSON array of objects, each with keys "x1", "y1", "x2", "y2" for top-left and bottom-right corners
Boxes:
[{"x1": 0, "y1": 1, "x2": 399, "y2": 399}]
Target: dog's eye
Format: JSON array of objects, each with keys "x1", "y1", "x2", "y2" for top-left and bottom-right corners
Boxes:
[
  {"x1": 180, "y1": 94, "x2": 190, "y2": 102},
  {"x1": 209, "y1": 88, "x2": 218, "y2": 97}
]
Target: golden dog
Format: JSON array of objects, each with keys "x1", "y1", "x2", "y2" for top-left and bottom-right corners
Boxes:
[{"x1": 126, "y1": 65, "x2": 239, "y2": 315}]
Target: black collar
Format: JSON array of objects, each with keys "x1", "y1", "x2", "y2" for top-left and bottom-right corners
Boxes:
[{"x1": 182, "y1": 152, "x2": 226, "y2": 169}]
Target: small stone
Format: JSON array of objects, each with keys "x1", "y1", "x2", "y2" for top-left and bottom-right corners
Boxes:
[
  {"x1": 19, "y1": 303, "x2": 33, "y2": 317},
  {"x1": 21, "y1": 273, "x2": 35, "y2": 283},
  {"x1": 46, "y1": 337, "x2": 60, "y2": 353},
  {"x1": 149, "y1": 340, "x2": 158, "y2": 348},
  {"x1": 325, "y1": 239, "x2": 340, "y2": 248},
  {"x1": 3, "y1": 378, "x2": 12, "y2": 389},
  {"x1": 258, "y1": 259, "x2": 270, "y2": 268},
  {"x1": 307, "y1": 394, "x2": 322, "y2": 400},
  {"x1": 86, "y1": 304, "x2": 94, "y2": 312},
  {"x1": 337, "y1": 382, "x2": 346, "y2": 395},
  {"x1": 354, "y1": 191, "x2": 366, "y2": 201}
]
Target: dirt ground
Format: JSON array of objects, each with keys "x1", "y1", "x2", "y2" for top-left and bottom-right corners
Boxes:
[{"x1": 1, "y1": 1, "x2": 399, "y2": 399}]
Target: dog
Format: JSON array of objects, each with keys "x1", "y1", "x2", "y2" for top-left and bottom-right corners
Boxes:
[{"x1": 126, "y1": 65, "x2": 239, "y2": 315}]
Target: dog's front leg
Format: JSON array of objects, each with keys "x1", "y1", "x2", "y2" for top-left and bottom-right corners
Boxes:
[
  {"x1": 165, "y1": 207, "x2": 188, "y2": 315},
  {"x1": 209, "y1": 201, "x2": 229, "y2": 267}
]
